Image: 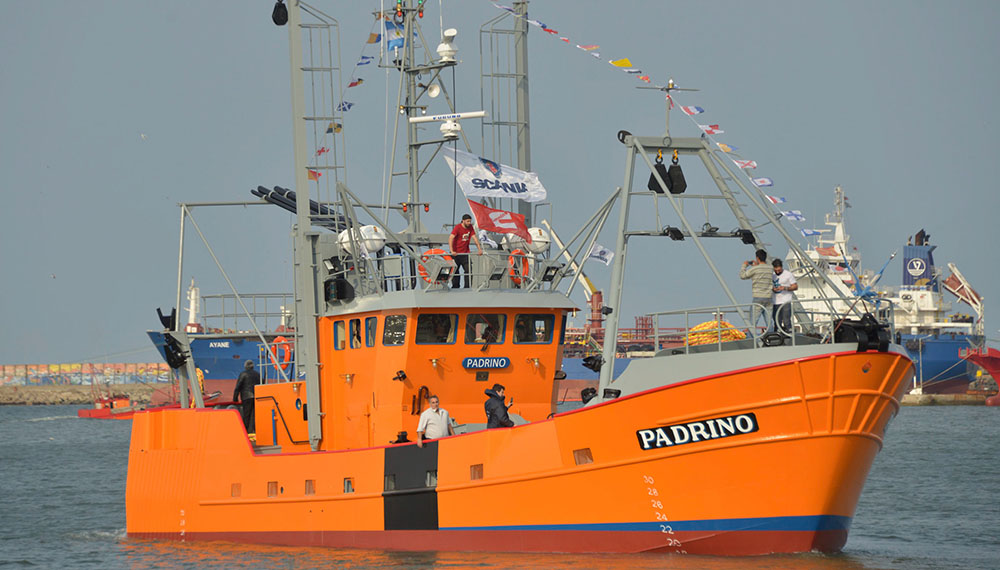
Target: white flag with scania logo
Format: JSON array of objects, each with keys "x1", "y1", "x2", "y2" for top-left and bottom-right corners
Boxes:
[{"x1": 443, "y1": 148, "x2": 547, "y2": 203}]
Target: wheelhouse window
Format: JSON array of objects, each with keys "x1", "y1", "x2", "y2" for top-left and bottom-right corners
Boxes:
[
  {"x1": 465, "y1": 314, "x2": 506, "y2": 344},
  {"x1": 513, "y1": 314, "x2": 555, "y2": 344},
  {"x1": 383, "y1": 315, "x2": 407, "y2": 346},
  {"x1": 416, "y1": 314, "x2": 457, "y2": 344},
  {"x1": 334, "y1": 320, "x2": 345, "y2": 350},
  {"x1": 365, "y1": 317, "x2": 377, "y2": 347},
  {"x1": 349, "y1": 319, "x2": 361, "y2": 349}
]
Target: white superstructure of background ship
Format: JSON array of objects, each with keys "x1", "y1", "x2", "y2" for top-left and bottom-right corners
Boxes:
[{"x1": 788, "y1": 187, "x2": 986, "y2": 394}]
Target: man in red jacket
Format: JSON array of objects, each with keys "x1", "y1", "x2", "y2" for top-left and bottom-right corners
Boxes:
[{"x1": 448, "y1": 214, "x2": 483, "y2": 288}]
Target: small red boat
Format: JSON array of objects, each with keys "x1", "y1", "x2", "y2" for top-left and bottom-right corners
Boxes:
[
  {"x1": 78, "y1": 381, "x2": 228, "y2": 419},
  {"x1": 77, "y1": 393, "x2": 144, "y2": 420}
]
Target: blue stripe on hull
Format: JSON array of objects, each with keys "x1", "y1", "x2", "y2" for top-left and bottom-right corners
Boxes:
[{"x1": 444, "y1": 514, "x2": 851, "y2": 533}]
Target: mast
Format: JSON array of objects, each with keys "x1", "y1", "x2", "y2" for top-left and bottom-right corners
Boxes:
[
  {"x1": 287, "y1": 1, "x2": 324, "y2": 451},
  {"x1": 403, "y1": 6, "x2": 426, "y2": 233},
  {"x1": 514, "y1": 1, "x2": 531, "y2": 226}
]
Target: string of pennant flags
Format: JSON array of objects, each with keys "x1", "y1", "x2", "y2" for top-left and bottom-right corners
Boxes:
[
  {"x1": 486, "y1": 0, "x2": 841, "y2": 242},
  {"x1": 306, "y1": 11, "x2": 418, "y2": 182},
  {"x1": 309, "y1": 1, "x2": 840, "y2": 254}
]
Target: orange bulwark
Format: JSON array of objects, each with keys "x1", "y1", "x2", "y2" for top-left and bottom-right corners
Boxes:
[{"x1": 127, "y1": 345, "x2": 912, "y2": 555}]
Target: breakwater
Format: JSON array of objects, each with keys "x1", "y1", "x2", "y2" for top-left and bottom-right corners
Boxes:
[{"x1": 0, "y1": 384, "x2": 163, "y2": 406}]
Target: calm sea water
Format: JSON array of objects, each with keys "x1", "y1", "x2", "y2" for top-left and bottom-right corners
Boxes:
[{"x1": 1, "y1": 405, "x2": 997, "y2": 569}]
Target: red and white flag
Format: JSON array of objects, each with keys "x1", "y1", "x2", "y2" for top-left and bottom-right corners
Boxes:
[
  {"x1": 467, "y1": 200, "x2": 532, "y2": 243},
  {"x1": 698, "y1": 124, "x2": 723, "y2": 135},
  {"x1": 732, "y1": 159, "x2": 757, "y2": 169}
]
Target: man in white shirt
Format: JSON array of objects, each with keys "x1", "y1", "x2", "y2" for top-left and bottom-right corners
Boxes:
[
  {"x1": 417, "y1": 395, "x2": 454, "y2": 447},
  {"x1": 771, "y1": 259, "x2": 798, "y2": 337}
]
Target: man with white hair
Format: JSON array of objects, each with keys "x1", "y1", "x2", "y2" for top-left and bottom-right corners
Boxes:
[{"x1": 416, "y1": 395, "x2": 454, "y2": 447}]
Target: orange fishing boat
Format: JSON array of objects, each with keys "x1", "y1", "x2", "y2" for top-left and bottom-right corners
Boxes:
[{"x1": 127, "y1": 1, "x2": 913, "y2": 555}]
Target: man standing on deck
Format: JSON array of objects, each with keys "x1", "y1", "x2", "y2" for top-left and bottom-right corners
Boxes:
[
  {"x1": 233, "y1": 360, "x2": 260, "y2": 433},
  {"x1": 416, "y1": 395, "x2": 454, "y2": 447},
  {"x1": 740, "y1": 249, "x2": 773, "y2": 332},
  {"x1": 449, "y1": 214, "x2": 483, "y2": 288},
  {"x1": 771, "y1": 259, "x2": 798, "y2": 337},
  {"x1": 484, "y1": 383, "x2": 514, "y2": 429}
]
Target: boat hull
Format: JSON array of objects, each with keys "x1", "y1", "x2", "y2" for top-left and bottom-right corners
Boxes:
[
  {"x1": 126, "y1": 347, "x2": 911, "y2": 555},
  {"x1": 900, "y1": 333, "x2": 981, "y2": 393}
]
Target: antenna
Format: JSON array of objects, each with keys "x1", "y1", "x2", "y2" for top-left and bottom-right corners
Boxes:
[{"x1": 636, "y1": 78, "x2": 700, "y2": 136}]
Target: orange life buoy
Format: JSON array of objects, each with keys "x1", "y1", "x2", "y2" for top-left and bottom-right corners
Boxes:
[
  {"x1": 417, "y1": 248, "x2": 453, "y2": 283},
  {"x1": 270, "y1": 336, "x2": 292, "y2": 372},
  {"x1": 507, "y1": 249, "x2": 530, "y2": 285}
]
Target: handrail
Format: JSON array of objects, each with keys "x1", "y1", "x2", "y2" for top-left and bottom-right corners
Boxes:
[{"x1": 254, "y1": 395, "x2": 309, "y2": 445}]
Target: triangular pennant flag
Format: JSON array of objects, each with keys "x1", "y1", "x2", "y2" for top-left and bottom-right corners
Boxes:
[
  {"x1": 576, "y1": 44, "x2": 599, "y2": 51},
  {"x1": 716, "y1": 142, "x2": 738, "y2": 153},
  {"x1": 609, "y1": 58, "x2": 634, "y2": 68}
]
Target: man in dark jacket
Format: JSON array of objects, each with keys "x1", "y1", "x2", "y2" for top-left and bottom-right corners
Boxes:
[
  {"x1": 484, "y1": 383, "x2": 514, "y2": 428},
  {"x1": 233, "y1": 360, "x2": 260, "y2": 433}
]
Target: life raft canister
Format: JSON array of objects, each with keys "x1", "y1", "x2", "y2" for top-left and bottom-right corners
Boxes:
[
  {"x1": 508, "y1": 249, "x2": 529, "y2": 285},
  {"x1": 417, "y1": 248, "x2": 453, "y2": 283}
]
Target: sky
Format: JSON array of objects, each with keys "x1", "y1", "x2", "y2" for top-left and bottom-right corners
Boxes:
[{"x1": 2, "y1": 0, "x2": 999, "y2": 365}]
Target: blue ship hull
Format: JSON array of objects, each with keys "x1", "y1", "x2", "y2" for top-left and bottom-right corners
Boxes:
[
  {"x1": 147, "y1": 331, "x2": 298, "y2": 396},
  {"x1": 899, "y1": 333, "x2": 981, "y2": 393}
]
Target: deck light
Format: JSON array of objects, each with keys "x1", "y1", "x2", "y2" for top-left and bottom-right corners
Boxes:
[
  {"x1": 582, "y1": 354, "x2": 603, "y2": 372},
  {"x1": 602, "y1": 388, "x2": 622, "y2": 399},
  {"x1": 540, "y1": 262, "x2": 564, "y2": 282},
  {"x1": 662, "y1": 226, "x2": 684, "y2": 241},
  {"x1": 736, "y1": 228, "x2": 755, "y2": 244},
  {"x1": 272, "y1": 0, "x2": 287, "y2": 26}
]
